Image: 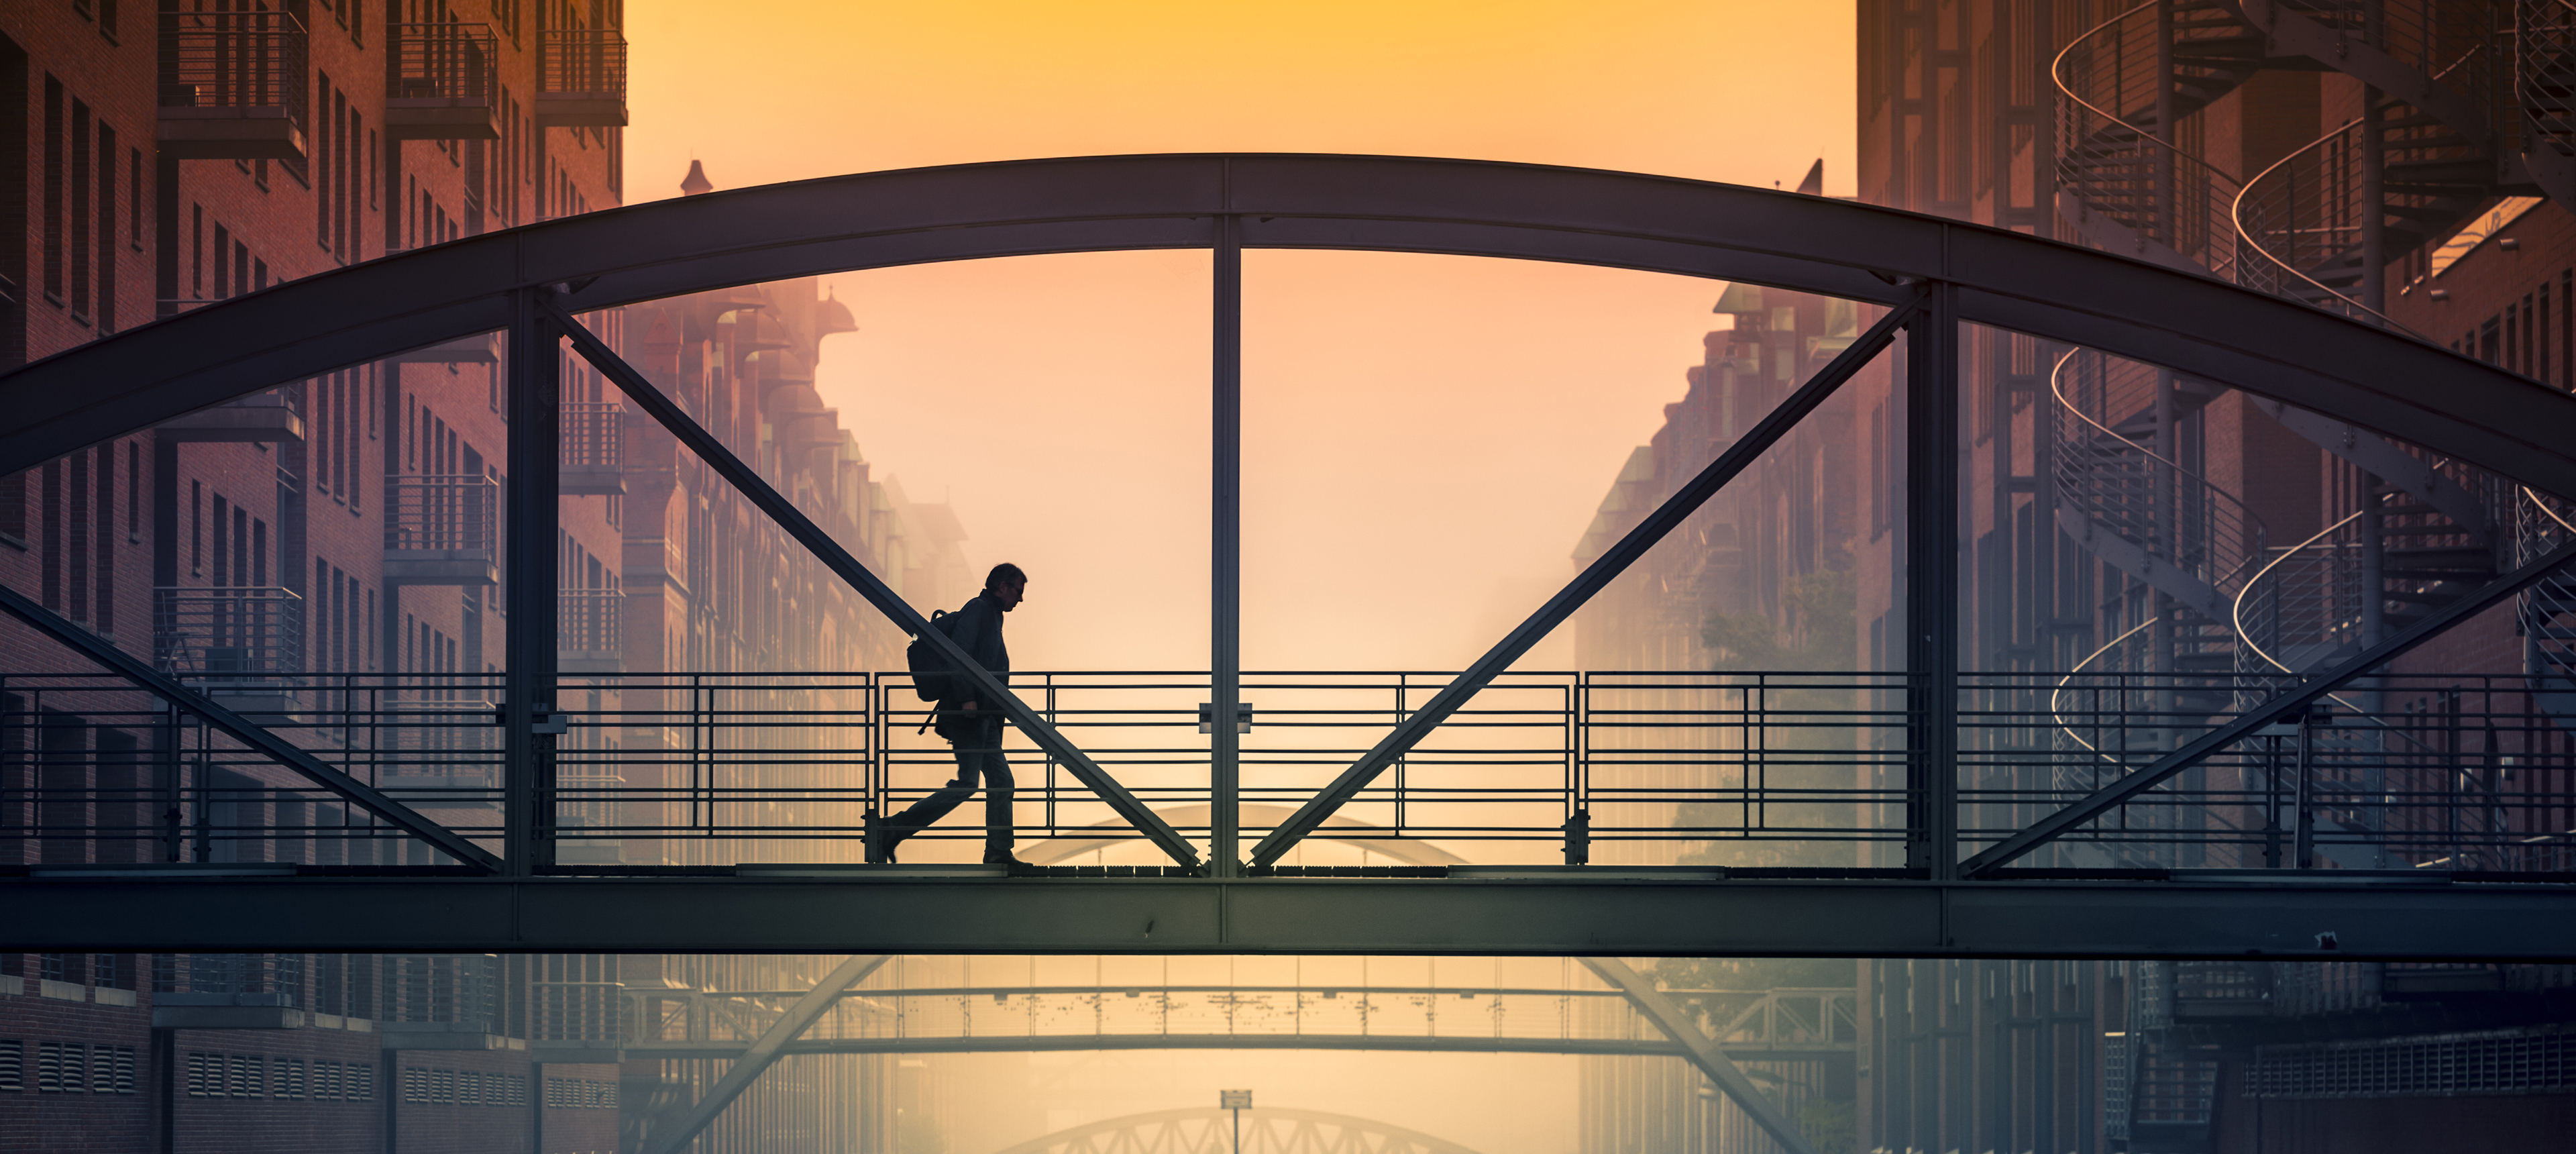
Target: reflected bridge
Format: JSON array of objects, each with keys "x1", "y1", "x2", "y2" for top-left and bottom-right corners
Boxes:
[{"x1": 989, "y1": 1108, "x2": 1487, "y2": 1154}]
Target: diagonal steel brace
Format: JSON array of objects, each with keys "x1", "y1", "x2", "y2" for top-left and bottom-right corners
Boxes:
[
  {"x1": 1962, "y1": 534, "x2": 2576, "y2": 875},
  {"x1": 545, "y1": 301, "x2": 1204, "y2": 868},
  {"x1": 0, "y1": 581, "x2": 504, "y2": 872},
  {"x1": 1248, "y1": 290, "x2": 1926, "y2": 867},
  {"x1": 638, "y1": 954, "x2": 890, "y2": 1154},
  {"x1": 1582, "y1": 958, "x2": 1822, "y2": 1154}
]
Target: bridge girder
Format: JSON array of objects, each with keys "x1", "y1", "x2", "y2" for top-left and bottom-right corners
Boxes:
[{"x1": 7, "y1": 874, "x2": 2571, "y2": 959}]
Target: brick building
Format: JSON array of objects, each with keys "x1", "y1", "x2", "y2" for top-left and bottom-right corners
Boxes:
[
  {"x1": 1574, "y1": 4, "x2": 2576, "y2": 1153},
  {"x1": 0, "y1": 5, "x2": 967, "y2": 1153}
]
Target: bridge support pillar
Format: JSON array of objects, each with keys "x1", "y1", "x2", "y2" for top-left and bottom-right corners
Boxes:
[{"x1": 1905, "y1": 282, "x2": 1960, "y2": 879}]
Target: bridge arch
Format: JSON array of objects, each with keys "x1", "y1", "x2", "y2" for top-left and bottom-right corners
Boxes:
[
  {"x1": 990, "y1": 1106, "x2": 1485, "y2": 1154},
  {"x1": 3, "y1": 153, "x2": 2573, "y2": 494}
]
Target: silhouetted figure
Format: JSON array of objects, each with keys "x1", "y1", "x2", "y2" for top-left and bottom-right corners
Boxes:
[{"x1": 873, "y1": 564, "x2": 1029, "y2": 866}]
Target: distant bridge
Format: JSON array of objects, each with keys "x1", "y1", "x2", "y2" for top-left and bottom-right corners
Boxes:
[{"x1": 989, "y1": 1108, "x2": 1483, "y2": 1154}]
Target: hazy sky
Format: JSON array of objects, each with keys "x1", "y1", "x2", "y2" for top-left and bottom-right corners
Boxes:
[{"x1": 624, "y1": 1, "x2": 1856, "y2": 674}]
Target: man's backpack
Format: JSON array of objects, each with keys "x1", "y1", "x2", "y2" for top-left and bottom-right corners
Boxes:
[{"x1": 904, "y1": 609, "x2": 960, "y2": 702}]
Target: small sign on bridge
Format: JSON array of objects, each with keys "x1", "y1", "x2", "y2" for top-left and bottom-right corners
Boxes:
[{"x1": 1220, "y1": 1089, "x2": 1252, "y2": 1110}]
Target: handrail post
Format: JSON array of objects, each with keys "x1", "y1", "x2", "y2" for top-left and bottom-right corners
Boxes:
[
  {"x1": 1907, "y1": 281, "x2": 1961, "y2": 879},
  {"x1": 503, "y1": 288, "x2": 563, "y2": 876}
]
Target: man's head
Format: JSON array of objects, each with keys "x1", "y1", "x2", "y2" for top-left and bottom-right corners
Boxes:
[{"x1": 985, "y1": 562, "x2": 1027, "y2": 611}]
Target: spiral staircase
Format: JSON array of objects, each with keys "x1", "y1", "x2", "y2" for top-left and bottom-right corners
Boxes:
[
  {"x1": 2053, "y1": 1, "x2": 2271, "y2": 276},
  {"x1": 2229, "y1": 0, "x2": 2551, "y2": 323},
  {"x1": 2050, "y1": 0, "x2": 2532, "y2": 691},
  {"x1": 2041, "y1": 1, "x2": 2572, "y2": 882}
]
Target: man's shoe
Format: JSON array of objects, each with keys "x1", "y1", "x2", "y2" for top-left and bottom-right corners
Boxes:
[{"x1": 982, "y1": 849, "x2": 1032, "y2": 870}]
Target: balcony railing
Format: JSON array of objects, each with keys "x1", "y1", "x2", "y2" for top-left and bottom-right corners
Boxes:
[
  {"x1": 537, "y1": 28, "x2": 627, "y2": 126},
  {"x1": 533, "y1": 982, "x2": 625, "y2": 1044},
  {"x1": 561, "y1": 401, "x2": 623, "y2": 467},
  {"x1": 559, "y1": 588, "x2": 622, "y2": 662},
  {"x1": 157, "y1": 3, "x2": 309, "y2": 161},
  {"x1": 561, "y1": 401, "x2": 625, "y2": 494},
  {"x1": 384, "y1": 475, "x2": 496, "y2": 553},
  {"x1": 153, "y1": 586, "x2": 303, "y2": 678},
  {"x1": 386, "y1": 21, "x2": 500, "y2": 140},
  {"x1": 384, "y1": 475, "x2": 498, "y2": 586},
  {"x1": 381, "y1": 954, "x2": 500, "y2": 1035}
]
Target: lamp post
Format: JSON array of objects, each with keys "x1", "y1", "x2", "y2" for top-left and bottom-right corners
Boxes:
[{"x1": 1219, "y1": 1090, "x2": 1252, "y2": 1154}]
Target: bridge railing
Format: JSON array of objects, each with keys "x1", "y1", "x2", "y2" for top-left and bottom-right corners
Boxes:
[
  {"x1": 4, "y1": 669, "x2": 2571, "y2": 873},
  {"x1": 616, "y1": 956, "x2": 1860, "y2": 1059}
]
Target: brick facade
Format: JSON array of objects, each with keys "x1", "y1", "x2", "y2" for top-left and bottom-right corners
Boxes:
[{"x1": 1, "y1": 3, "x2": 940, "y2": 1152}]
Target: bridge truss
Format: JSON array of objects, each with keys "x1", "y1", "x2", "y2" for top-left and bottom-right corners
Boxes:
[{"x1": 8, "y1": 155, "x2": 2576, "y2": 961}]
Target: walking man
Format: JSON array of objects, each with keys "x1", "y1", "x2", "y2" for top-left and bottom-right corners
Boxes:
[{"x1": 871, "y1": 564, "x2": 1030, "y2": 866}]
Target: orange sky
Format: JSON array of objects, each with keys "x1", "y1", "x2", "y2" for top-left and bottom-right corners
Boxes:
[{"x1": 622, "y1": 1, "x2": 1857, "y2": 672}]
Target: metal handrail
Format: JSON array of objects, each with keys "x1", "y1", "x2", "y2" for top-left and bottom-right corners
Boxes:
[
  {"x1": 2234, "y1": 510, "x2": 2368, "y2": 674},
  {"x1": 2050, "y1": 615, "x2": 2162, "y2": 770},
  {"x1": 2048, "y1": 348, "x2": 2267, "y2": 594},
  {"x1": 2051, "y1": 1, "x2": 2252, "y2": 277},
  {"x1": 8, "y1": 665, "x2": 2575, "y2": 871},
  {"x1": 158, "y1": 5, "x2": 309, "y2": 117},
  {"x1": 2230, "y1": 116, "x2": 2420, "y2": 332},
  {"x1": 2518, "y1": 0, "x2": 2576, "y2": 163},
  {"x1": 388, "y1": 21, "x2": 496, "y2": 105},
  {"x1": 540, "y1": 28, "x2": 627, "y2": 98},
  {"x1": 382, "y1": 474, "x2": 497, "y2": 552}
]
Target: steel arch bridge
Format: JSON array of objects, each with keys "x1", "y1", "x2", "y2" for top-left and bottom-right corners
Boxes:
[
  {"x1": 987, "y1": 1108, "x2": 1484, "y2": 1154},
  {"x1": 9, "y1": 154, "x2": 2576, "y2": 962}
]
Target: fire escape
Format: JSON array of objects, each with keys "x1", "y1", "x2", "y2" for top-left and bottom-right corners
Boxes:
[
  {"x1": 2049, "y1": 0, "x2": 2542, "y2": 740},
  {"x1": 2050, "y1": 3, "x2": 2576, "y2": 1140}
]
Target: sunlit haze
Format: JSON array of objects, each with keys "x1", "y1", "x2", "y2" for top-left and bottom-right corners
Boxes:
[{"x1": 624, "y1": 1, "x2": 1856, "y2": 671}]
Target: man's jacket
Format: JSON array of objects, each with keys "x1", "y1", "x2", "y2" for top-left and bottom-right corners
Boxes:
[{"x1": 938, "y1": 592, "x2": 1010, "y2": 710}]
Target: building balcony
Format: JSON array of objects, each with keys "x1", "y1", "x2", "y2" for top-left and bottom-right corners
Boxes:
[
  {"x1": 531, "y1": 981, "x2": 626, "y2": 1051},
  {"x1": 560, "y1": 401, "x2": 625, "y2": 494},
  {"x1": 157, "y1": 7, "x2": 308, "y2": 161},
  {"x1": 559, "y1": 587, "x2": 623, "y2": 674},
  {"x1": 537, "y1": 28, "x2": 627, "y2": 127},
  {"x1": 153, "y1": 583, "x2": 301, "y2": 672},
  {"x1": 384, "y1": 475, "x2": 498, "y2": 586},
  {"x1": 379, "y1": 954, "x2": 507, "y2": 1049},
  {"x1": 386, "y1": 22, "x2": 500, "y2": 141},
  {"x1": 156, "y1": 389, "x2": 305, "y2": 443}
]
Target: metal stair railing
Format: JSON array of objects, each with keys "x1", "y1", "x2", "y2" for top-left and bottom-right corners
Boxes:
[
  {"x1": 2049, "y1": 348, "x2": 2266, "y2": 621},
  {"x1": 2231, "y1": 0, "x2": 2508, "y2": 326},
  {"x1": 2233, "y1": 117, "x2": 2424, "y2": 329},
  {"x1": 2235, "y1": 511, "x2": 2371, "y2": 674},
  {"x1": 2053, "y1": 1, "x2": 2264, "y2": 276},
  {"x1": 2518, "y1": 0, "x2": 2576, "y2": 205}
]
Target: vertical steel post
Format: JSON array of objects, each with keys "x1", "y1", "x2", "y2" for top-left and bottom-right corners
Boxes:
[
  {"x1": 503, "y1": 288, "x2": 562, "y2": 875},
  {"x1": 2153, "y1": 1, "x2": 2177, "y2": 248},
  {"x1": 2153, "y1": 372, "x2": 2178, "y2": 808},
  {"x1": 1212, "y1": 197, "x2": 1244, "y2": 876},
  {"x1": 2294, "y1": 709, "x2": 2316, "y2": 868},
  {"x1": 1906, "y1": 282, "x2": 1960, "y2": 878},
  {"x1": 2361, "y1": 87, "x2": 2386, "y2": 314}
]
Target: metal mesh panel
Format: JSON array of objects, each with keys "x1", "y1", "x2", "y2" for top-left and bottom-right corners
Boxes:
[{"x1": 2248, "y1": 1029, "x2": 2576, "y2": 1098}]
